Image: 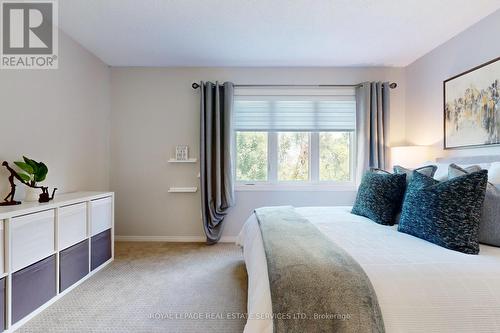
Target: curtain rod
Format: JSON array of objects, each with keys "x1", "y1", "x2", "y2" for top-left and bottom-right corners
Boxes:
[{"x1": 191, "y1": 82, "x2": 397, "y2": 89}]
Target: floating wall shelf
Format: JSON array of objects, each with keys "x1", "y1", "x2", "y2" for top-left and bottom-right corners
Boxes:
[
  {"x1": 168, "y1": 158, "x2": 197, "y2": 163},
  {"x1": 168, "y1": 187, "x2": 198, "y2": 193}
]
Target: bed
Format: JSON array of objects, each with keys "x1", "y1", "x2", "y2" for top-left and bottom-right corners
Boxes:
[{"x1": 237, "y1": 156, "x2": 500, "y2": 333}]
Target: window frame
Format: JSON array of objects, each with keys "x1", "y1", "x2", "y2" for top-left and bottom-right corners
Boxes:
[
  {"x1": 233, "y1": 86, "x2": 357, "y2": 191},
  {"x1": 235, "y1": 130, "x2": 357, "y2": 191}
]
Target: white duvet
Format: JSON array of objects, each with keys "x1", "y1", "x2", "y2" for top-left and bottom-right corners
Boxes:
[{"x1": 237, "y1": 206, "x2": 500, "y2": 333}]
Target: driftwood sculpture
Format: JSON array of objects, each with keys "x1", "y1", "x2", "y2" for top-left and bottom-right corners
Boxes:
[
  {"x1": 1, "y1": 161, "x2": 25, "y2": 205},
  {"x1": 1, "y1": 161, "x2": 57, "y2": 205}
]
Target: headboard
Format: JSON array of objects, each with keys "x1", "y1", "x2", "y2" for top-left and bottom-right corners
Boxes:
[{"x1": 436, "y1": 155, "x2": 500, "y2": 164}]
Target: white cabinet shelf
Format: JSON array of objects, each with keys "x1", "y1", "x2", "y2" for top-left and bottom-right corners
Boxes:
[
  {"x1": 168, "y1": 187, "x2": 198, "y2": 193},
  {"x1": 168, "y1": 158, "x2": 197, "y2": 163},
  {"x1": 0, "y1": 191, "x2": 114, "y2": 332}
]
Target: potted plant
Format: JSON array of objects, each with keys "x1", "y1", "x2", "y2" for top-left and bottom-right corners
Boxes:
[{"x1": 14, "y1": 156, "x2": 48, "y2": 202}]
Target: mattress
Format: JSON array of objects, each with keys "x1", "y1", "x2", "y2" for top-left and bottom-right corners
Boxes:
[{"x1": 237, "y1": 206, "x2": 500, "y2": 333}]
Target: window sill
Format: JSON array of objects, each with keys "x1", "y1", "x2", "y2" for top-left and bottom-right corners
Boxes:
[{"x1": 235, "y1": 184, "x2": 357, "y2": 192}]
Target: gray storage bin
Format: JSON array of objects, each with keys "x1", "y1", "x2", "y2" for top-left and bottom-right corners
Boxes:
[
  {"x1": 0, "y1": 277, "x2": 4, "y2": 331},
  {"x1": 60, "y1": 239, "x2": 89, "y2": 292},
  {"x1": 91, "y1": 229, "x2": 112, "y2": 271},
  {"x1": 12, "y1": 255, "x2": 56, "y2": 324}
]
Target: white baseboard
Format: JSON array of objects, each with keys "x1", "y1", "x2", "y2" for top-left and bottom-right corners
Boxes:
[{"x1": 115, "y1": 235, "x2": 237, "y2": 243}]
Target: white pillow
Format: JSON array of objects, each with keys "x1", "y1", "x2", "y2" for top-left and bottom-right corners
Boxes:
[
  {"x1": 432, "y1": 162, "x2": 450, "y2": 181},
  {"x1": 488, "y1": 162, "x2": 500, "y2": 184}
]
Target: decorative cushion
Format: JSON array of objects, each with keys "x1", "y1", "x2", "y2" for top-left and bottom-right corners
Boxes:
[
  {"x1": 352, "y1": 171, "x2": 407, "y2": 226},
  {"x1": 432, "y1": 162, "x2": 491, "y2": 181},
  {"x1": 398, "y1": 170, "x2": 488, "y2": 254},
  {"x1": 448, "y1": 164, "x2": 500, "y2": 247},
  {"x1": 370, "y1": 165, "x2": 437, "y2": 224},
  {"x1": 394, "y1": 165, "x2": 437, "y2": 184},
  {"x1": 448, "y1": 164, "x2": 481, "y2": 179},
  {"x1": 369, "y1": 167, "x2": 391, "y2": 175}
]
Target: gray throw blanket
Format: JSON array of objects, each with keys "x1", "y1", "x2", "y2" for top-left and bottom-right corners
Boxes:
[{"x1": 255, "y1": 206, "x2": 385, "y2": 333}]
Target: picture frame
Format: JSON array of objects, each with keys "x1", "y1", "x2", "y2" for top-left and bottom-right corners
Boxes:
[
  {"x1": 175, "y1": 145, "x2": 189, "y2": 160},
  {"x1": 443, "y1": 57, "x2": 500, "y2": 149}
]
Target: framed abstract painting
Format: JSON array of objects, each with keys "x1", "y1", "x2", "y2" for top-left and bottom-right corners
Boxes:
[{"x1": 444, "y1": 57, "x2": 500, "y2": 149}]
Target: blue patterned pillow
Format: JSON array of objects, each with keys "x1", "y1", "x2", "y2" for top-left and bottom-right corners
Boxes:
[
  {"x1": 352, "y1": 171, "x2": 407, "y2": 225},
  {"x1": 398, "y1": 170, "x2": 488, "y2": 254},
  {"x1": 448, "y1": 164, "x2": 500, "y2": 247}
]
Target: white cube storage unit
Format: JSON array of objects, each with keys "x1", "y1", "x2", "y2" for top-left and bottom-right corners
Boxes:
[{"x1": 0, "y1": 192, "x2": 114, "y2": 332}]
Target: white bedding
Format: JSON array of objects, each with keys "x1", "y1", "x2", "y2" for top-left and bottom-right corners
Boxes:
[{"x1": 237, "y1": 206, "x2": 500, "y2": 333}]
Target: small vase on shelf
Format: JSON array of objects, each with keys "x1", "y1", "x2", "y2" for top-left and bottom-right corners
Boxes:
[{"x1": 24, "y1": 187, "x2": 40, "y2": 202}]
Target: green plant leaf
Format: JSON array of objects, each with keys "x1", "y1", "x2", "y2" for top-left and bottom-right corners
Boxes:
[
  {"x1": 34, "y1": 162, "x2": 48, "y2": 182},
  {"x1": 23, "y1": 156, "x2": 39, "y2": 174},
  {"x1": 16, "y1": 172, "x2": 31, "y2": 182},
  {"x1": 14, "y1": 161, "x2": 34, "y2": 174}
]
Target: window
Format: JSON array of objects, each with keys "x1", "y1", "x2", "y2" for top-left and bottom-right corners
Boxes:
[
  {"x1": 319, "y1": 132, "x2": 352, "y2": 181},
  {"x1": 236, "y1": 131, "x2": 268, "y2": 181},
  {"x1": 278, "y1": 132, "x2": 309, "y2": 181},
  {"x1": 234, "y1": 87, "x2": 356, "y2": 187}
]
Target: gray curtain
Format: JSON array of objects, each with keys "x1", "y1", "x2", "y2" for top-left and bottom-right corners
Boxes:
[
  {"x1": 200, "y1": 81, "x2": 235, "y2": 244},
  {"x1": 356, "y1": 82, "x2": 390, "y2": 179}
]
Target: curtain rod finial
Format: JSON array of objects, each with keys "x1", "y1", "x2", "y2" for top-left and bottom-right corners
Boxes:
[{"x1": 192, "y1": 82, "x2": 200, "y2": 89}]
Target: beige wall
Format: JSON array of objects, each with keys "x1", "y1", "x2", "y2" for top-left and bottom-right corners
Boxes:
[
  {"x1": 405, "y1": 9, "x2": 500, "y2": 159},
  {"x1": 5, "y1": 8, "x2": 497, "y2": 239},
  {"x1": 0, "y1": 30, "x2": 111, "y2": 199},
  {"x1": 110, "y1": 67, "x2": 405, "y2": 238}
]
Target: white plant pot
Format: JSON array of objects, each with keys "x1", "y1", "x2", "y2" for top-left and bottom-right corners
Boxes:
[{"x1": 25, "y1": 187, "x2": 40, "y2": 202}]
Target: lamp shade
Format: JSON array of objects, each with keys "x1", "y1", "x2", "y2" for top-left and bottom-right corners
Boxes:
[{"x1": 391, "y1": 146, "x2": 430, "y2": 169}]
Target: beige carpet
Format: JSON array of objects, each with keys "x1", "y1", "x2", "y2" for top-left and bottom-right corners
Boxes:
[{"x1": 17, "y1": 242, "x2": 248, "y2": 333}]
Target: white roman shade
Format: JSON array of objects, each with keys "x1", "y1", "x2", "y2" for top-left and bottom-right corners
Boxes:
[{"x1": 233, "y1": 87, "x2": 356, "y2": 131}]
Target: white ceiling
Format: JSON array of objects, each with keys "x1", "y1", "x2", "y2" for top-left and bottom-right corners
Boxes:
[{"x1": 59, "y1": 0, "x2": 500, "y2": 67}]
